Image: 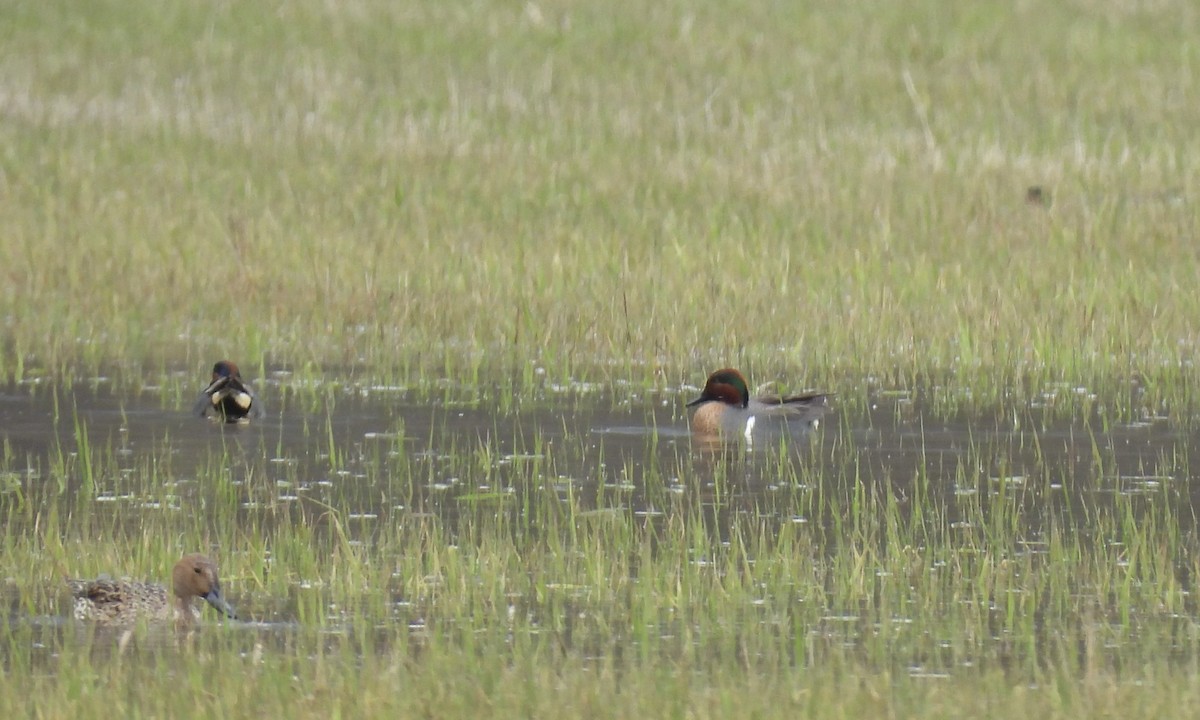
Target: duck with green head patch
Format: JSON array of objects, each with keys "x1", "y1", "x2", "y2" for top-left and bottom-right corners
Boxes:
[
  {"x1": 194, "y1": 360, "x2": 262, "y2": 422},
  {"x1": 687, "y1": 368, "x2": 829, "y2": 438}
]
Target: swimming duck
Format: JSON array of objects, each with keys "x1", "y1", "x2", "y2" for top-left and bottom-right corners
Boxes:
[
  {"x1": 687, "y1": 367, "x2": 829, "y2": 438},
  {"x1": 68, "y1": 553, "x2": 238, "y2": 626},
  {"x1": 194, "y1": 360, "x2": 261, "y2": 422}
]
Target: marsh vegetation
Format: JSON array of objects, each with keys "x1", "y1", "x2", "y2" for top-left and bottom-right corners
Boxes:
[{"x1": 2, "y1": 0, "x2": 1200, "y2": 716}]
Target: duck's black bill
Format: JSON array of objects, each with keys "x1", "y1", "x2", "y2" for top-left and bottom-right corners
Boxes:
[{"x1": 204, "y1": 587, "x2": 239, "y2": 620}]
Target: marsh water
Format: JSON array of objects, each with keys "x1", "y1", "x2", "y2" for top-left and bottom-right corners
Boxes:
[
  {"x1": 3, "y1": 375, "x2": 1199, "y2": 668},
  {"x1": 3, "y1": 378, "x2": 1193, "y2": 529}
]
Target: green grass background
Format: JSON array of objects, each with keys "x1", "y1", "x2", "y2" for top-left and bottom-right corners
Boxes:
[
  {"x1": 2, "y1": 0, "x2": 1198, "y2": 395},
  {"x1": 4, "y1": 0, "x2": 1200, "y2": 717}
]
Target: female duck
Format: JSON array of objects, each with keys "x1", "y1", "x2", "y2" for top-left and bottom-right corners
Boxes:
[
  {"x1": 687, "y1": 368, "x2": 829, "y2": 438},
  {"x1": 68, "y1": 553, "x2": 238, "y2": 626}
]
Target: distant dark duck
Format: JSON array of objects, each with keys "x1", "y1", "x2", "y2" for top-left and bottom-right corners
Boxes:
[
  {"x1": 687, "y1": 367, "x2": 829, "y2": 438},
  {"x1": 194, "y1": 360, "x2": 262, "y2": 422}
]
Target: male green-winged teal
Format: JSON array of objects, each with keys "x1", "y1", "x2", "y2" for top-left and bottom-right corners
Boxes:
[
  {"x1": 687, "y1": 368, "x2": 829, "y2": 438},
  {"x1": 68, "y1": 553, "x2": 238, "y2": 626},
  {"x1": 194, "y1": 360, "x2": 261, "y2": 422}
]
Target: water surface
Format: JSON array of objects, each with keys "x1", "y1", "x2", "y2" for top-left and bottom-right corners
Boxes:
[
  {"x1": 2, "y1": 378, "x2": 1193, "y2": 542},
  {"x1": 2, "y1": 377, "x2": 1197, "y2": 669}
]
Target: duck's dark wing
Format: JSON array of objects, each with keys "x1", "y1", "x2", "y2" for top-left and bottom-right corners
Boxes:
[
  {"x1": 758, "y1": 392, "x2": 830, "y2": 408},
  {"x1": 194, "y1": 376, "x2": 233, "y2": 417},
  {"x1": 193, "y1": 392, "x2": 216, "y2": 417},
  {"x1": 247, "y1": 393, "x2": 265, "y2": 418}
]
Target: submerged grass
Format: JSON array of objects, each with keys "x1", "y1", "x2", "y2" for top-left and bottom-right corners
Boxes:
[{"x1": 2, "y1": 388, "x2": 1200, "y2": 716}]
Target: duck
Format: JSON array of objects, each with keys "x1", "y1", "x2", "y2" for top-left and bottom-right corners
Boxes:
[
  {"x1": 67, "y1": 553, "x2": 238, "y2": 626},
  {"x1": 194, "y1": 360, "x2": 261, "y2": 422},
  {"x1": 686, "y1": 367, "x2": 829, "y2": 438}
]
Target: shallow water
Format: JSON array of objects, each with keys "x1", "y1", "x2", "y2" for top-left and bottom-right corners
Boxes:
[
  {"x1": 3, "y1": 377, "x2": 1199, "y2": 669},
  {"x1": 2, "y1": 380, "x2": 1193, "y2": 533}
]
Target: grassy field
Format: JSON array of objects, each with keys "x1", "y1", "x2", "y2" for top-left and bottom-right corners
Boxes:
[
  {"x1": 3, "y1": 0, "x2": 1200, "y2": 716},
  {"x1": 2, "y1": 0, "x2": 1199, "y2": 395}
]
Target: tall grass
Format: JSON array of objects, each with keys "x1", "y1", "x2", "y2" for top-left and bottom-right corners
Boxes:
[{"x1": 0, "y1": 0, "x2": 1198, "y2": 401}]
